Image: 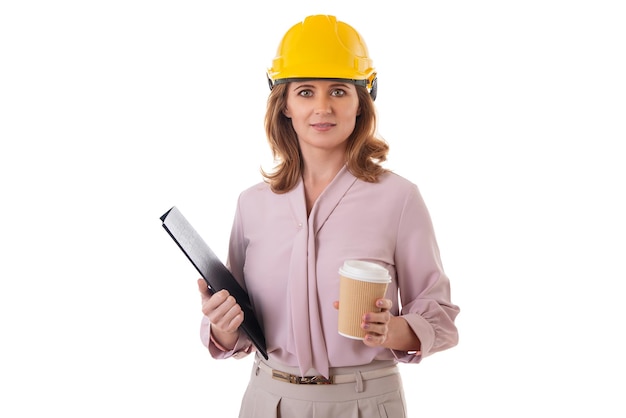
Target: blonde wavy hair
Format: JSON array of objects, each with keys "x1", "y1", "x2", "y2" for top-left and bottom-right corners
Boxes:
[{"x1": 261, "y1": 83, "x2": 389, "y2": 193}]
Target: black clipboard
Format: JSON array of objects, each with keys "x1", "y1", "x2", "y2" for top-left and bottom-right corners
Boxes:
[{"x1": 160, "y1": 206, "x2": 268, "y2": 360}]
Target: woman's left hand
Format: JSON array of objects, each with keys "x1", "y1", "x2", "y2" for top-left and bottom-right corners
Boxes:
[
  {"x1": 361, "y1": 298, "x2": 392, "y2": 347},
  {"x1": 332, "y1": 298, "x2": 393, "y2": 347}
]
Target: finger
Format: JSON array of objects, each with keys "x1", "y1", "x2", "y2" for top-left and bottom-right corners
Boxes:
[
  {"x1": 205, "y1": 290, "x2": 233, "y2": 314},
  {"x1": 213, "y1": 304, "x2": 245, "y2": 333},
  {"x1": 215, "y1": 308, "x2": 244, "y2": 333},
  {"x1": 197, "y1": 278, "x2": 208, "y2": 293},
  {"x1": 200, "y1": 289, "x2": 228, "y2": 316},
  {"x1": 375, "y1": 298, "x2": 393, "y2": 311},
  {"x1": 333, "y1": 301, "x2": 339, "y2": 310},
  {"x1": 363, "y1": 310, "x2": 391, "y2": 325},
  {"x1": 226, "y1": 309, "x2": 245, "y2": 330},
  {"x1": 207, "y1": 293, "x2": 242, "y2": 327},
  {"x1": 363, "y1": 332, "x2": 387, "y2": 347},
  {"x1": 361, "y1": 319, "x2": 388, "y2": 335}
]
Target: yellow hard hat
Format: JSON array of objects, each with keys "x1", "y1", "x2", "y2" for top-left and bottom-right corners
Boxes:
[{"x1": 267, "y1": 15, "x2": 378, "y2": 100}]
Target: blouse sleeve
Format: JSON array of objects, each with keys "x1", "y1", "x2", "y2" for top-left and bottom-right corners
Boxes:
[{"x1": 392, "y1": 184, "x2": 460, "y2": 363}]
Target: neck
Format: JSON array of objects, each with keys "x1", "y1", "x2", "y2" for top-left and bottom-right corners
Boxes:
[
  {"x1": 301, "y1": 156, "x2": 345, "y2": 216},
  {"x1": 302, "y1": 158, "x2": 344, "y2": 186},
  {"x1": 301, "y1": 143, "x2": 346, "y2": 179}
]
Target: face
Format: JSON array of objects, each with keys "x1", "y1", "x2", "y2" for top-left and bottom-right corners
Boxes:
[{"x1": 283, "y1": 80, "x2": 361, "y2": 155}]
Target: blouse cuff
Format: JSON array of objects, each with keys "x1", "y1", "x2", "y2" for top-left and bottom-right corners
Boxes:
[
  {"x1": 207, "y1": 326, "x2": 253, "y2": 360},
  {"x1": 390, "y1": 313, "x2": 435, "y2": 363}
]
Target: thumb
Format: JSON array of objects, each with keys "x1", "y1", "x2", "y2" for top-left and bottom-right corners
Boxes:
[{"x1": 197, "y1": 278, "x2": 210, "y2": 295}]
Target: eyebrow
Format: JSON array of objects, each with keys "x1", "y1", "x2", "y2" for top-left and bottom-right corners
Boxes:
[{"x1": 292, "y1": 82, "x2": 352, "y2": 91}]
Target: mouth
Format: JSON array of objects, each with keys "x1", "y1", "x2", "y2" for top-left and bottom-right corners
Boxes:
[{"x1": 311, "y1": 123, "x2": 336, "y2": 131}]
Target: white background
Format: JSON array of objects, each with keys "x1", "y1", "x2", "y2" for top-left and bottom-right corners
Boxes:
[{"x1": 1, "y1": 1, "x2": 625, "y2": 417}]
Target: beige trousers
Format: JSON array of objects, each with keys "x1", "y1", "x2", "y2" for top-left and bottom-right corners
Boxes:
[{"x1": 238, "y1": 357, "x2": 407, "y2": 418}]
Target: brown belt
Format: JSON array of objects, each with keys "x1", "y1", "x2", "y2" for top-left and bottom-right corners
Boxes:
[{"x1": 256, "y1": 360, "x2": 399, "y2": 385}]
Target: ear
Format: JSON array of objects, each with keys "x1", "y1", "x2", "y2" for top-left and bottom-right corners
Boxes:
[{"x1": 283, "y1": 108, "x2": 291, "y2": 118}]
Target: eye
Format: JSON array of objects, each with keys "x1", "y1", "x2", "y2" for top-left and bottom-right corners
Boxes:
[
  {"x1": 331, "y1": 89, "x2": 346, "y2": 97},
  {"x1": 297, "y1": 89, "x2": 313, "y2": 97}
]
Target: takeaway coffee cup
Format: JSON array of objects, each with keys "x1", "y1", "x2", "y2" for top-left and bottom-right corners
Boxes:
[{"x1": 338, "y1": 260, "x2": 391, "y2": 339}]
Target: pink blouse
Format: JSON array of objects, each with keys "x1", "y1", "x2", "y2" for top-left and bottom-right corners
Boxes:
[{"x1": 201, "y1": 166, "x2": 460, "y2": 377}]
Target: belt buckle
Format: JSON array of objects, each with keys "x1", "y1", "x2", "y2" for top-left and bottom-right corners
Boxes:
[{"x1": 272, "y1": 370, "x2": 334, "y2": 385}]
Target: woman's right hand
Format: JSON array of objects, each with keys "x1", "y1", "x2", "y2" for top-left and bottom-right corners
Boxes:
[{"x1": 197, "y1": 278, "x2": 244, "y2": 348}]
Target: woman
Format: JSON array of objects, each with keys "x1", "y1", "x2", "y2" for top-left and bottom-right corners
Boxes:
[{"x1": 197, "y1": 14, "x2": 460, "y2": 417}]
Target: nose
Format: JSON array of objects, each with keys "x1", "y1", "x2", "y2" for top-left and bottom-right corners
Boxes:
[{"x1": 313, "y1": 95, "x2": 332, "y2": 114}]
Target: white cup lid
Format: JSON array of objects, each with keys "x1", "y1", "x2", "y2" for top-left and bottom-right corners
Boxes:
[{"x1": 339, "y1": 260, "x2": 391, "y2": 283}]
